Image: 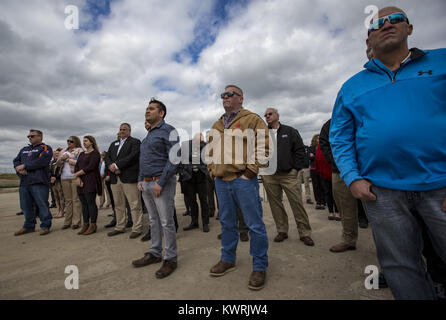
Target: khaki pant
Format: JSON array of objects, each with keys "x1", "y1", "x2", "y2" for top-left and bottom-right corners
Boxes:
[
  {"x1": 61, "y1": 179, "x2": 82, "y2": 226},
  {"x1": 262, "y1": 169, "x2": 312, "y2": 237},
  {"x1": 110, "y1": 177, "x2": 142, "y2": 232},
  {"x1": 52, "y1": 180, "x2": 65, "y2": 212},
  {"x1": 297, "y1": 168, "x2": 312, "y2": 201},
  {"x1": 332, "y1": 172, "x2": 358, "y2": 246}
]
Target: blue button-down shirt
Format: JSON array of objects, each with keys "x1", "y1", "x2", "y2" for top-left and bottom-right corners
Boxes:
[{"x1": 138, "y1": 120, "x2": 180, "y2": 187}]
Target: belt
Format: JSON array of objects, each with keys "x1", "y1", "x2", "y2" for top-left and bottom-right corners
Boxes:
[{"x1": 144, "y1": 176, "x2": 160, "y2": 182}]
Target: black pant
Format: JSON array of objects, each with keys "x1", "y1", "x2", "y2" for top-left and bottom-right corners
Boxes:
[
  {"x1": 79, "y1": 192, "x2": 98, "y2": 223},
  {"x1": 357, "y1": 199, "x2": 368, "y2": 223},
  {"x1": 207, "y1": 175, "x2": 217, "y2": 215},
  {"x1": 105, "y1": 180, "x2": 115, "y2": 211},
  {"x1": 310, "y1": 170, "x2": 325, "y2": 205},
  {"x1": 320, "y1": 178, "x2": 338, "y2": 213},
  {"x1": 183, "y1": 172, "x2": 209, "y2": 226}
]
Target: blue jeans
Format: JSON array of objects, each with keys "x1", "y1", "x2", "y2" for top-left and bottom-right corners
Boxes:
[
  {"x1": 215, "y1": 176, "x2": 268, "y2": 271},
  {"x1": 19, "y1": 184, "x2": 53, "y2": 230},
  {"x1": 141, "y1": 176, "x2": 177, "y2": 262},
  {"x1": 366, "y1": 186, "x2": 446, "y2": 300}
]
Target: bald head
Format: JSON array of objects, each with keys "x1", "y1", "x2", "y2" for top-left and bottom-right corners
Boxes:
[
  {"x1": 376, "y1": 6, "x2": 407, "y2": 19},
  {"x1": 367, "y1": 5, "x2": 412, "y2": 61}
]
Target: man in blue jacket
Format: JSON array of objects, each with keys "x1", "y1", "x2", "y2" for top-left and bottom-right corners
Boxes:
[
  {"x1": 13, "y1": 129, "x2": 53, "y2": 236},
  {"x1": 330, "y1": 6, "x2": 446, "y2": 299}
]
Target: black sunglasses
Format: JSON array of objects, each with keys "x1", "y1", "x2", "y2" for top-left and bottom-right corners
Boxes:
[
  {"x1": 220, "y1": 91, "x2": 241, "y2": 99},
  {"x1": 264, "y1": 112, "x2": 274, "y2": 117},
  {"x1": 67, "y1": 139, "x2": 74, "y2": 143},
  {"x1": 27, "y1": 135, "x2": 36, "y2": 138}
]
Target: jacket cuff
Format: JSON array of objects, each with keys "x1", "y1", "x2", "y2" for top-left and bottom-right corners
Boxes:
[{"x1": 342, "y1": 171, "x2": 362, "y2": 188}]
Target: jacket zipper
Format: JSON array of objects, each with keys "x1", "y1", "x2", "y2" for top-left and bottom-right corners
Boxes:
[{"x1": 372, "y1": 58, "x2": 414, "y2": 84}]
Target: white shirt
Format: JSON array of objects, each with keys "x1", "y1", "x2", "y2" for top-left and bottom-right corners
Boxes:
[
  {"x1": 60, "y1": 151, "x2": 74, "y2": 180},
  {"x1": 115, "y1": 137, "x2": 128, "y2": 170}
]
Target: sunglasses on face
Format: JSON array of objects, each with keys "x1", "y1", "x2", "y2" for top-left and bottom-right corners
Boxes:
[
  {"x1": 27, "y1": 135, "x2": 36, "y2": 138},
  {"x1": 67, "y1": 140, "x2": 74, "y2": 143},
  {"x1": 220, "y1": 91, "x2": 241, "y2": 99},
  {"x1": 369, "y1": 13, "x2": 409, "y2": 31},
  {"x1": 264, "y1": 112, "x2": 274, "y2": 117}
]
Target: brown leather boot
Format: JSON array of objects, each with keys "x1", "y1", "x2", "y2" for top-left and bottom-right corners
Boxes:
[
  {"x1": 77, "y1": 223, "x2": 89, "y2": 235},
  {"x1": 83, "y1": 223, "x2": 97, "y2": 235}
]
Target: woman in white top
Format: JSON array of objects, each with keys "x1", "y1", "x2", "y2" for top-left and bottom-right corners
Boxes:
[{"x1": 56, "y1": 136, "x2": 84, "y2": 230}]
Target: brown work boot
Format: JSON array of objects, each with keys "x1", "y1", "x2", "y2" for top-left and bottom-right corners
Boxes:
[
  {"x1": 300, "y1": 236, "x2": 315, "y2": 246},
  {"x1": 274, "y1": 232, "x2": 288, "y2": 242},
  {"x1": 77, "y1": 223, "x2": 89, "y2": 235},
  {"x1": 248, "y1": 270, "x2": 266, "y2": 290},
  {"x1": 155, "y1": 259, "x2": 177, "y2": 279},
  {"x1": 14, "y1": 228, "x2": 34, "y2": 236},
  {"x1": 132, "y1": 252, "x2": 162, "y2": 268},
  {"x1": 210, "y1": 261, "x2": 236, "y2": 277},
  {"x1": 39, "y1": 228, "x2": 50, "y2": 236},
  {"x1": 83, "y1": 223, "x2": 97, "y2": 235},
  {"x1": 329, "y1": 242, "x2": 356, "y2": 253}
]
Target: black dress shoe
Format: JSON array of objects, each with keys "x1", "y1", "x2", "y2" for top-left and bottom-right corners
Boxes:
[
  {"x1": 16, "y1": 211, "x2": 24, "y2": 216},
  {"x1": 105, "y1": 220, "x2": 116, "y2": 228},
  {"x1": 183, "y1": 224, "x2": 199, "y2": 231},
  {"x1": 125, "y1": 221, "x2": 133, "y2": 229},
  {"x1": 239, "y1": 232, "x2": 249, "y2": 242},
  {"x1": 359, "y1": 220, "x2": 369, "y2": 229},
  {"x1": 378, "y1": 272, "x2": 388, "y2": 289},
  {"x1": 141, "y1": 232, "x2": 151, "y2": 242},
  {"x1": 203, "y1": 225, "x2": 209, "y2": 232},
  {"x1": 107, "y1": 230, "x2": 125, "y2": 237}
]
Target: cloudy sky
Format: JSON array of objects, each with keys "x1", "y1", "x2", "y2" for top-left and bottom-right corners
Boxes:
[{"x1": 1, "y1": 0, "x2": 445, "y2": 172}]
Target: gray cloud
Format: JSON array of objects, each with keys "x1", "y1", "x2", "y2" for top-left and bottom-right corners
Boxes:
[{"x1": 1, "y1": 0, "x2": 445, "y2": 172}]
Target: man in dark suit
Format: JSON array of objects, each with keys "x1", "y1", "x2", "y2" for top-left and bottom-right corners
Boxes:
[
  {"x1": 104, "y1": 123, "x2": 143, "y2": 239},
  {"x1": 179, "y1": 133, "x2": 210, "y2": 232}
]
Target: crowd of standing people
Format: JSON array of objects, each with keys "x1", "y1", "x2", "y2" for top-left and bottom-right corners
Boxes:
[{"x1": 11, "y1": 5, "x2": 446, "y2": 299}]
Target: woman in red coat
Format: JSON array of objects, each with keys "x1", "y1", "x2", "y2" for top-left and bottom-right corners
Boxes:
[{"x1": 315, "y1": 143, "x2": 339, "y2": 220}]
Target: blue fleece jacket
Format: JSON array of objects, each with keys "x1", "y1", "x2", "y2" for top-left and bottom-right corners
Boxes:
[
  {"x1": 330, "y1": 48, "x2": 446, "y2": 191},
  {"x1": 13, "y1": 143, "x2": 53, "y2": 186}
]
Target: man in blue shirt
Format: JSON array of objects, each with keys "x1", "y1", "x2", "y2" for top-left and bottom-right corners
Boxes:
[
  {"x1": 132, "y1": 98, "x2": 180, "y2": 279},
  {"x1": 13, "y1": 129, "x2": 53, "y2": 236},
  {"x1": 330, "y1": 6, "x2": 446, "y2": 299}
]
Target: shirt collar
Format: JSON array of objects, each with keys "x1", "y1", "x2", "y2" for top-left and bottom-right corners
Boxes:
[{"x1": 148, "y1": 119, "x2": 165, "y2": 132}]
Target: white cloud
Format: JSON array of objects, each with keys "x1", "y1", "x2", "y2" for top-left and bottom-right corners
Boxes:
[{"x1": 1, "y1": 0, "x2": 445, "y2": 171}]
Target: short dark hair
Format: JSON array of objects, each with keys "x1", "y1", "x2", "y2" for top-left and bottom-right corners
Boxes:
[
  {"x1": 30, "y1": 129, "x2": 43, "y2": 138},
  {"x1": 225, "y1": 84, "x2": 243, "y2": 97},
  {"x1": 149, "y1": 97, "x2": 167, "y2": 118},
  {"x1": 120, "y1": 123, "x2": 131, "y2": 131}
]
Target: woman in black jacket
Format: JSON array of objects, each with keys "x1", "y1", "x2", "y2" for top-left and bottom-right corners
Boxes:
[{"x1": 74, "y1": 136, "x2": 102, "y2": 235}]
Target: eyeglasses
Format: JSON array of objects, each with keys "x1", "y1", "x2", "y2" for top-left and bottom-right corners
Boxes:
[
  {"x1": 264, "y1": 112, "x2": 274, "y2": 117},
  {"x1": 220, "y1": 91, "x2": 241, "y2": 99},
  {"x1": 67, "y1": 139, "x2": 74, "y2": 143},
  {"x1": 27, "y1": 135, "x2": 36, "y2": 138},
  {"x1": 369, "y1": 13, "x2": 409, "y2": 31}
]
